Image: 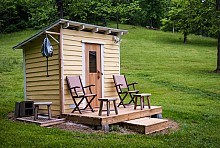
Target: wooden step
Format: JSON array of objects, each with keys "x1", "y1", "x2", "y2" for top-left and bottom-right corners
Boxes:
[
  {"x1": 122, "y1": 117, "x2": 169, "y2": 134},
  {"x1": 16, "y1": 116, "x2": 66, "y2": 127}
]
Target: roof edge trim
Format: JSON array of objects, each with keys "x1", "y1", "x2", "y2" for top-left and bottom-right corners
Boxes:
[{"x1": 13, "y1": 19, "x2": 128, "y2": 50}]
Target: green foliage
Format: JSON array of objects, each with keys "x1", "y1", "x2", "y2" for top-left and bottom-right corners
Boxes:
[
  {"x1": 0, "y1": 0, "x2": 169, "y2": 32},
  {"x1": 0, "y1": 0, "x2": 29, "y2": 33},
  {"x1": 111, "y1": 0, "x2": 141, "y2": 24},
  {"x1": 161, "y1": 0, "x2": 219, "y2": 39},
  {"x1": 28, "y1": 0, "x2": 58, "y2": 29},
  {"x1": 63, "y1": 0, "x2": 141, "y2": 26},
  {"x1": 0, "y1": 0, "x2": 57, "y2": 33},
  {"x1": 138, "y1": 0, "x2": 170, "y2": 28}
]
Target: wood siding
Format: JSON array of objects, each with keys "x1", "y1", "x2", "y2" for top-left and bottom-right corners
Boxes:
[
  {"x1": 63, "y1": 29, "x2": 119, "y2": 113},
  {"x1": 24, "y1": 35, "x2": 60, "y2": 116}
]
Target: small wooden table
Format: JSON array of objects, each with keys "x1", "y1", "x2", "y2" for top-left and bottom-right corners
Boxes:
[
  {"x1": 98, "y1": 98, "x2": 118, "y2": 116},
  {"x1": 34, "y1": 102, "x2": 52, "y2": 120},
  {"x1": 133, "y1": 94, "x2": 151, "y2": 110}
]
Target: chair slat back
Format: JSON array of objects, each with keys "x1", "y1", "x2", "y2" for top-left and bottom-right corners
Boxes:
[
  {"x1": 66, "y1": 76, "x2": 83, "y2": 92},
  {"x1": 113, "y1": 75, "x2": 128, "y2": 89}
]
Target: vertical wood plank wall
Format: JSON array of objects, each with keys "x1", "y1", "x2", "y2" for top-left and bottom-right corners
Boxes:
[
  {"x1": 24, "y1": 36, "x2": 60, "y2": 115},
  {"x1": 63, "y1": 29, "x2": 119, "y2": 113}
]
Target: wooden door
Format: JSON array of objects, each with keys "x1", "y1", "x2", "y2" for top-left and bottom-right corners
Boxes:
[{"x1": 85, "y1": 43, "x2": 102, "y2": 108}]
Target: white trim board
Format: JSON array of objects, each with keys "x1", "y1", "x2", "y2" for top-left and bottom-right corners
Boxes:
[
  {"x1": 82, "y1": 42, "x2": 86, "y2": 107},
  {"x1": 81, "y1": 40, "x2": 105, "y2": 45},
  {"x1": 101, "y1": 44, "x2": 104, "y2": 98},
  {"x1": 23, "y1": 49, "x2": 27, "y2": 101}
]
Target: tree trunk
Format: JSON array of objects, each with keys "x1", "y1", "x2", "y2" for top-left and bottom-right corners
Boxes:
[
  {"x1": 56, "y1": 0, "x2": 63, "y2": 19},
  {"x1": 215, "y1": 0, "x2": 220, "y2": 73},
  {"x1": 216, "y1": 31, "x2": 220, "y2": 73},
  {"x1": 116, "y1": 11, "x2": 119, "y2": 29},
  {"x1": 184, "y1": 32, "x2": 187, "y2": 43}
]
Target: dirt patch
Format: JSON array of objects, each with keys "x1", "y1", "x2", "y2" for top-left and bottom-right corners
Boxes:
[
  {"x1": 8, "y1": 112, "x2": 15, "y2": 120},
  {"x1": 151, "y1": 119, "x2": 179, "y2": 135},
  {"x1": 51, "y1": 121, "x2": 137, "y2": 134}
]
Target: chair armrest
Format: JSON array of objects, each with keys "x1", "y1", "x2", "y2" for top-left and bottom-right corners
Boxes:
[
  {"x1": 69, "y1": 86, "x2": 80, "y2": 89},
  {"x1": 84, "y1": 84, "x2": 95, "y2": 94},
  {"x1": 114, "y1": 83, "x2": 124, "y2": 93},
  {"x1": 84, "y1": 84, "x2": 95, "y2": 88},
  {"x1": 127, "y1": 82, "x2": 138, "y2": 90},
  {"x1": 115, "y1": 83, "x2": 123, "y2": 87},
  {"x1": 127, "y1": 82, "x2": 138, "y2": 86}
]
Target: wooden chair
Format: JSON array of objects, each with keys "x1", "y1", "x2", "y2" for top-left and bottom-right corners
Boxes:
[
  {"x1": 66, "y1": 76, "x2": 97, "y2": 114},
  {"x1": 113, "y1": 75, "x2": 139, "y2": 108}
]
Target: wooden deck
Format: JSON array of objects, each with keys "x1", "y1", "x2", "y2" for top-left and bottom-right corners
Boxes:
[
  {"x1": 16, "y1": 116, "x2": 65, "y2": 127},
  {"x1": 62, "y1": 105, "x2": 162, "y2": 126}
]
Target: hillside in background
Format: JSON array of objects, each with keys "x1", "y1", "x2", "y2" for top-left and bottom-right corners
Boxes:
[{"x1": 0, "y1": 24, "x2": 219, "y2": 147}]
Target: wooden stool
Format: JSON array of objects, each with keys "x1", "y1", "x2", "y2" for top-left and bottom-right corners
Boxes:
[
  {"x1": 133, "y1": 94, "x2": 151, "y2": 110},
  {"x1": 34, "y1": 102, "x2": 52, "y2": 120},
  {"x1": 98, "y1": 98, "x2": 118, "y2": 116}
]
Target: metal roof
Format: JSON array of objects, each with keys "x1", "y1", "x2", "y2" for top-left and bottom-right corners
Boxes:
[{"x1": 13, "y1": 19, "x2": 128, "y2": 49}]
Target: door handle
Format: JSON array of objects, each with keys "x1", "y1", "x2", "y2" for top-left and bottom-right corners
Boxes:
[{"x1": 97, "y1": 70, "x2": 103, "y2": 79}]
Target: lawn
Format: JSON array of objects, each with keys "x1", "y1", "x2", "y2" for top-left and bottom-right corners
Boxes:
[{"x1": 0, "y1": 24, "x2": 219, "y2": 147}]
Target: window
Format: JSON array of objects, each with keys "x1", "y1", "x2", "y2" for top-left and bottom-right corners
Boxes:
[{"x1": 89, "y1": 51, "x2": 96, "y2": 73}]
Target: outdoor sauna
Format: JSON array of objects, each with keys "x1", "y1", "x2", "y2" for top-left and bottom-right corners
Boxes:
[{"x1": 13, "y1": 19, "x2": 128, "y2": 116}]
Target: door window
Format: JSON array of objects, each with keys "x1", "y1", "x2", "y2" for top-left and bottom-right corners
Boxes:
[{"x1": 89, "y1": 51, "x2": 96, "y2": 73}]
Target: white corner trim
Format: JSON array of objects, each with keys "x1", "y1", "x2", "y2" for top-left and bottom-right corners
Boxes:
[
  {"x1": 23, "y1": 49, "x2": 26, "y2": 101},
  {"x1": 82, "y1": 42, "x2": 86, "y2": 107},
  {"x1": 61, "y1": 29, "x2": 65, "y2": 113},
  {"x1": 118, "y1": 44, "x2": 121, "y2": 75},
  {"x1": 101, "y1": 44, "x2": 104, "y2": 98},
  {"x1": 59, "y1": 26, "x2": 65, "y2": 114}
]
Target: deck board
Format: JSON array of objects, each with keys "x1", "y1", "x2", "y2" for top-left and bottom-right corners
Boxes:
[
  {"x1": 62, "y1": 105, "x2": 162, "y2": 126},
  {"x1": 16, "y1": 116, "x2": 65, "y2": 127}
]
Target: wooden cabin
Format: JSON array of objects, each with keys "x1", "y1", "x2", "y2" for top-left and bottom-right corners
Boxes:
[{"x1": 13, "y1": 19, "x2": 128, "y2": 116}]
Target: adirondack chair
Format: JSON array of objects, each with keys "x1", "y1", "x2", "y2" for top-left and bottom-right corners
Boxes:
[
  {"x1": 113, "y1": 75, "x2": 139, "y2": 108},
  {"x1": 66, "y1": 76, "x2": 97, "y2": 114}
]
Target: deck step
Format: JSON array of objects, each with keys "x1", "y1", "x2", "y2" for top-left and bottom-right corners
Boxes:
[
  {"x1": 122, "y1": 117, "x2": 169, "y2": 134},
  {"x1": 16, "y1": 116, "x2": 66, "y2": 127}
]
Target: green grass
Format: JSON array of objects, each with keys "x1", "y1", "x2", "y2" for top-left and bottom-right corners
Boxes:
[{"x1": 0, "y1": 25, "x2": 220, "y2": 147}]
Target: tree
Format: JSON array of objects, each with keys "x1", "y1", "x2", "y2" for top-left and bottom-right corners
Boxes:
[
  {"x1": 56, "y1": 0, "x2": 63, "y2": 19},
  {"x1": 138, "y1": 0, "x2": 169, "y2": 28},
  {"x1": 161, "y1": 0, "x2": 218, "y2": 42},
  {"x1": 28, "y1": 0, "x2": 57, "y2": 29},
  {"x1": 161, "y1": 0, "x2": 204, "y2": 43},
  {"x1": 0, "y1": 0, "x2": 57, "y2": 33},
  {"x1": 215, "y1": 0, "x2": 220, "y2": 73},
  {"x1": 111, "y1": 0, "x2": 141, "y2": 26},
  {"x1": 161, "y1": 0, "x2": 199, "y2": 43},
  {"x1": 63, "y1": 0, "x2": 141, "y2": 27},
  {"x1": 0, "y1": 0, "x2": 30, "y2": 33},
  {"x1": 161, "y1": 0, "x2": 220, "y2": 72}
]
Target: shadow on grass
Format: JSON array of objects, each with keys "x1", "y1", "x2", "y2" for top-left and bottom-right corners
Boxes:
[
  {"x1": 133, "y1": 73, "x2": 220, "y2": 101},
  {"x1": 159, "y1": 36, "x2": 216, "y2": 48},
  {"x1": 164, "y1": 109, "x2": 219, "y2": 124},
  {"x1": 153, "y1": 80, "x2": 219, "y2": 100},
  {"x1": 143, "y1": 30, "x2": 217, "y2": 48}
]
